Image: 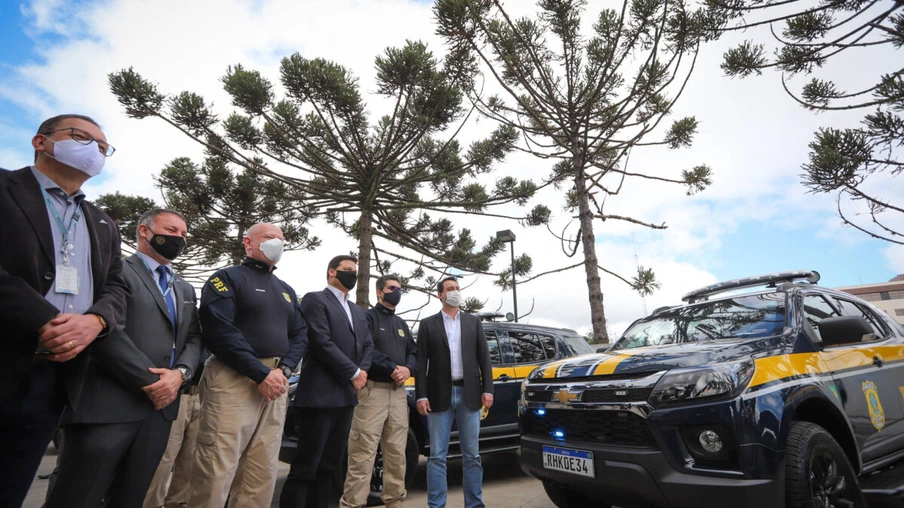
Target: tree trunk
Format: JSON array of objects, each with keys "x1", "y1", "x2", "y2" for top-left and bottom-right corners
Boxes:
[
  {"x1": 355, "y1": 211, "x2": 374, "y2": 308},
  {"x1": 574, "y1": 167, "x2": 610, "y2": 343}
]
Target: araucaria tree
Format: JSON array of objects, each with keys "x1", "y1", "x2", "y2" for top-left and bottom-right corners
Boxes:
[
  {"x1": 717, "y1": 0, "x2": 904, "y2": 243},
  {"x1": 96, "y1": 149, "x2": 320, "y2": 283},
  {"x1": 109, "y1": 40, "x2": 548, "y2": 306},
  {"x1": 435, "y1": 0, "x2": 715, "y2": 341}
]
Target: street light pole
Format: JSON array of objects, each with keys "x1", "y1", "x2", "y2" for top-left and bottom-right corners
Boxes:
[{"x1": 496, "y1": 229, "x2": 518, "y2": 322}]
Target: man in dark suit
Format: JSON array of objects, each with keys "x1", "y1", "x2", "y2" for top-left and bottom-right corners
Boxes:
[
  {"x1": 45, "y1": 209, "x2": 202, "y2": 508},
  {"x1": 0, "y1": 114, "x2": 129, "y2": 507},
  {"x1": 415, "y1": 276, "x2": 494, "y2": 508},
  {"x1": 280, "y1": 255, "x2": 375, "y2": 508}
]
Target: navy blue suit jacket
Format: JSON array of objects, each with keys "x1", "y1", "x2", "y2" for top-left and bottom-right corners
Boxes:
[{"x1": 294, "y1": 288, "x2": 374, "y2": 408}]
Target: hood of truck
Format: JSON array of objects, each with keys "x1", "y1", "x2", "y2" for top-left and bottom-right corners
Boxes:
[{"x1": 533, "y1": 337, "x2": 783, "y2": 380}]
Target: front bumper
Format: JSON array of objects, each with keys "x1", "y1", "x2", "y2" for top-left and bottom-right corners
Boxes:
[{"x1": 521, "y1": 435, "x2": 781, "y2": 508}]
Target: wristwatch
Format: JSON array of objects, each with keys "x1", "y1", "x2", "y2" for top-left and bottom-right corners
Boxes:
[
  {"x1": 280, "y1": 365, "x2": 293, "y2": 379},
  {"x1": 175, "y1": 366, "x2": 190, "y2": 383}
]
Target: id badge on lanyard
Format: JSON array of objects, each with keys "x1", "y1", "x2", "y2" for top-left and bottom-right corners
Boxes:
[{"x1": 42, "y1": 187, "x2": 82, "y2": 295}]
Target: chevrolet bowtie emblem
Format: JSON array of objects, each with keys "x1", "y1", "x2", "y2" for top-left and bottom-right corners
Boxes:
[{"x1": 554, "y1": 389, "x2": 581, "y2": 404}]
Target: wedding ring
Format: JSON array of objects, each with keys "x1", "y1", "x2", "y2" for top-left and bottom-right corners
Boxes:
[{"x1": 68, "y1": 340, "x2": 74, "y2": 350}]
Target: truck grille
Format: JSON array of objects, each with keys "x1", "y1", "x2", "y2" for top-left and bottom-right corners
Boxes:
[
  {"x1": 524, "y1": 388, "x2": 652, "y2": 403},
  {"x1": 581, "y1": 387, "x2": 653, "y2": 403},
  {"x1": 525, "y1": 409, "x2": 657, "y2": 448}
]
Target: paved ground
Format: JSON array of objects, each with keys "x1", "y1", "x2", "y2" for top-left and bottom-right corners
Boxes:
[{"x1": 24, "y1": 445, "x2": 559, "y2": 508}]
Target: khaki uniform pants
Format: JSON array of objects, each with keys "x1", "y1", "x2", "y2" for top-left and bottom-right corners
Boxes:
[
  {"x1": 340, "y1": 380, "x2": 409, "y2": 508},
  {"x1": 188, "y1": 358, "x2": 287, "y2": 508},
  {"x1": 143, "y1": 389, "x2": 201, "y2": 508}
]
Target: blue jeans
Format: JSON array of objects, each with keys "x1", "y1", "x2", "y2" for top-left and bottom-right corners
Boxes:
[{"x1": 426, "y1": 385, "x2": 483, "y2": 508}]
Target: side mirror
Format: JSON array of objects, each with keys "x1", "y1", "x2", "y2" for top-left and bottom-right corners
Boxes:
[
  {"x1": 596, "y1": 346, "x2": 609, "y2": 354},
  {"x1": 817, "y1": 316, "x2": 875, "y2": 347}
]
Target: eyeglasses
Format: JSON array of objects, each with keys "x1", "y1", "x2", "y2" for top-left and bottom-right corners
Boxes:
[
  {"x1": 43, "y1": 127, "x2": 116, "y2": 157},
  {"x1": 384, "y1": 286, "x2": 405, "y2": 293}
]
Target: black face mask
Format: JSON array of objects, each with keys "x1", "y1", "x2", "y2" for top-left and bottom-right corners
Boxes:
[
  {"x1": 383, "y1": 289, "x2": 402, "y2": 306},
  {"x1": 336, "y1": 270, "x2": 357, "y2": 291},
  {"x1": 148, "y1": 233, "x2": 186, "y2": 260}
]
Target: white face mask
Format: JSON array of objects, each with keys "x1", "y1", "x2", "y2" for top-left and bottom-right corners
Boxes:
[
  {"x1": 259, "y1": 238, "x2": 284, "y2": 263},
  {"x1": 45, "y1": 139, "x2": 106, "y2": 177},
  {"x1": 444, "y1": 290, "x2": 462, "y2": 308}
]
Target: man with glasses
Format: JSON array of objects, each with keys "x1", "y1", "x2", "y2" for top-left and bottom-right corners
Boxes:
[
  {"x1": 339, "y1": 275, "x2": 417, "y2": 508},
  {"x1": 0, "y1": 114, "x2": 127, "y2": 506}
]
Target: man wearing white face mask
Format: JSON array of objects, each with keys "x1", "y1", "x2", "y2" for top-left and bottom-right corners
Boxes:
[
  {"x1": 188, "y1": 223, "x2": 309, "y2": 508},
  {"x1": 0, "y1": 114, "x2": 128, "y2": 506},
  {"x1": 415, "y1": 276, "x2": 494, "y2": 508}
]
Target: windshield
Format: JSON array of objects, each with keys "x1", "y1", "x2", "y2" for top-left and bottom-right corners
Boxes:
[
  {"x1": 611, "y1": 293, "x2": 786, "y2": 351},
  {"x1": 562, "y1": 335, "x2": 595, "y2": 356}
]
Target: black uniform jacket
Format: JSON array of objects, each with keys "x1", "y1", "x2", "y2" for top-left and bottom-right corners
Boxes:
[
  {"x1": 366, "y1": 303, "x2": 417, "y2": 383},
  {"x1": 199, "y1": 258, "x2": 308, "y2": 384}
]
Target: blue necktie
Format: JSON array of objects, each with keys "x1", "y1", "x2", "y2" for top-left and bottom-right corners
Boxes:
[{"x1": 156, "y1": 266, "x2": 177, "y2": 332}]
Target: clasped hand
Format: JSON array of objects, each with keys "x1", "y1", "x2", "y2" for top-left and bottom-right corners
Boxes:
[
  {"x1": 142, "y1": 368, "x2": 183, "y2": 410},
  {"x1": 39, "y1": 313, "x2": 103, "y2": 363},
  {"x1": 258, "y1": 368, "x2": 288, "y2": 402}
]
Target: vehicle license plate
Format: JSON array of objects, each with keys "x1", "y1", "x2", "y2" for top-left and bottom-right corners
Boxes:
[{"x1": 542, "y1": 445, "x2": 594, "y2": 478}]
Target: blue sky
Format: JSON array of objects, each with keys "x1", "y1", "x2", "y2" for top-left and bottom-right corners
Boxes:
[{"x1": 1, "y1": 0, "x2": 900, "y2": 334}]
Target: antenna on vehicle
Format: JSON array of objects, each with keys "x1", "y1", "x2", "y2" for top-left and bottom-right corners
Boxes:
[{"x1": 633, "y1": 235, "x2": 647, "y2": 316}]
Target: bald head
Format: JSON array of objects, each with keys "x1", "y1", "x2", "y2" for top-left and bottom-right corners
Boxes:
[{"x1": 243, "y1": 223, "x2": 285, "y2": 267}]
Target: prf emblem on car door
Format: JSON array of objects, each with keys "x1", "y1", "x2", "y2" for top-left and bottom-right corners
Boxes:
[{"x1": 862, "y1": 381, "x2": 886, "y2": 431}]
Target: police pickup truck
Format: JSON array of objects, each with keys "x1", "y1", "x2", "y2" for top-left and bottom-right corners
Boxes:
[{"x1": 519, "y1": 271, "x2": 904, "y2": 508}]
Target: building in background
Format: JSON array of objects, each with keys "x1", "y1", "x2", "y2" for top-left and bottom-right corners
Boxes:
[{"x1": 837, "y1": 275, "x2": 904, "y2": 325}]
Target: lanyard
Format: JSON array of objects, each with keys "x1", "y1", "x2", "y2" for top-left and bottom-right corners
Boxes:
[
  {"x1": 40, "y1": 187, "x2": 81, "y2": 262},
  {"x1": 138, "y1": 257, "x2": 174, "y2": 299},
  {"x1": 139, "y1": 256, "x2": 176, "y2": 368}
]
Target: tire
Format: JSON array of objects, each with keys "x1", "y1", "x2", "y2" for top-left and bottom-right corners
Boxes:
[
  {"x1": 542, "y1": 480, "x2": 611, "y2": 508},
  {"x1": 785, "y1": 421, "x2": 866, "y2": 508},
  {"x1": 336, "y1": 429, "x2": 421, "y2": 507}
]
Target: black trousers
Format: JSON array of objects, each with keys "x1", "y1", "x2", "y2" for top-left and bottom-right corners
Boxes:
[
  {"x1": 0, "y1": 362, "x2": 65, "y2": 508},
  {"x1": 280, "y1": 405, "x2": 354, "y2": 508},
  {"x1": 45, "y1": 410, "x2": 172, "y2": 508}
]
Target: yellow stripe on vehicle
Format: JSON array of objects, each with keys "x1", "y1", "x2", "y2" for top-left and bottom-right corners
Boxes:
[
  {"x1": 750, "y1": 345, "x2": 904, "y2": 389},
  {"x1": 591, "y1": 350, "x2": 645, "y2": 376},
  {"x1": 540, "y1": 360, "x2": 568, "y2": 379}
]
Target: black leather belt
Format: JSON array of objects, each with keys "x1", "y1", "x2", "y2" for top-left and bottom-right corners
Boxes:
[{"x1": 452, "y1": 379, "x2": 464, "y2": 387}]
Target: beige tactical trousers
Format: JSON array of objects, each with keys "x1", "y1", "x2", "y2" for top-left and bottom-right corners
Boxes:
[
  {"x1": 340, "y1": 380, "x2": 409, "y2": 508},
  {"x1": 143, "y1": 389, "x2": 202, "y2": 508},
  {"x1": 188, "y1": 357, "x2": 287, "y2": 508}
]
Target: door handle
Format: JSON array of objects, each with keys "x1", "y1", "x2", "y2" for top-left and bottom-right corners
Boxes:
[
  {"x1": 498, "y1": 374, "x2": 510, "y2": 381},
  {"x1": 873, "y1": 355, "x2": 884, "y2": 367}
]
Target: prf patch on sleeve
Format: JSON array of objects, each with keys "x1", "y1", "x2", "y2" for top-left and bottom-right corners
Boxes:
[{"x1": 210, "y1": 277, "x2": 229, "y2": 293}]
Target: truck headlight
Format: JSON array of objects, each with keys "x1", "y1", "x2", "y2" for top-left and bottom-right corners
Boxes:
[{"x1": 649, "y1": 360, "x2": 755, "y2": 406}]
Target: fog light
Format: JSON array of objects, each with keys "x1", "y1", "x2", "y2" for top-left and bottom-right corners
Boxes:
[
  {"x1": 535, "y1": 408, "x2": 546, "y2": 416},
  {"x1": 698, "y1": 430, "x2": 723, "y2": 453}
]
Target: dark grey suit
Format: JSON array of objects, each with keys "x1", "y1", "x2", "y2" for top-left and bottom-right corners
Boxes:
[{"x1": 46, "y1": 254, "x2": 202, "y2": 508}]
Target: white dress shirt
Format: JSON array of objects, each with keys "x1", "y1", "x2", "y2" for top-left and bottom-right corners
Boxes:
[
  {"x1": 326, "y1": 285, "x2": 360, "y2": 380},
  {"x1": 443, "y1": 309, "x2": 463, "y2": 380}
]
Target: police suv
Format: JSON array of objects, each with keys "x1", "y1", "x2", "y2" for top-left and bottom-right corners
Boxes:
[{"x1": 519, "y1": 271, "x2": 904, "y2": 508}]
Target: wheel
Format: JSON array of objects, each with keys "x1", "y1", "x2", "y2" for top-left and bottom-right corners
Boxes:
[
  {"x1": 785, "y1": 421, "x2": 866, "y2": 508},
  {"x1": 542, "y1": 480, "x2": 611, "y2": 508}
]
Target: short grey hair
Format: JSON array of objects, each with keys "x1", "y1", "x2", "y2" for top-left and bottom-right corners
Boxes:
[{"x1": 136, "y1": 209, "x2": 187, "y2": 242}]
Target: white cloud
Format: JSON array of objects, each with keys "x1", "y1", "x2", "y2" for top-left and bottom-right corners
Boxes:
[{"x1": 1, "y1": 0, "x2": 897, "y2": 338}]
